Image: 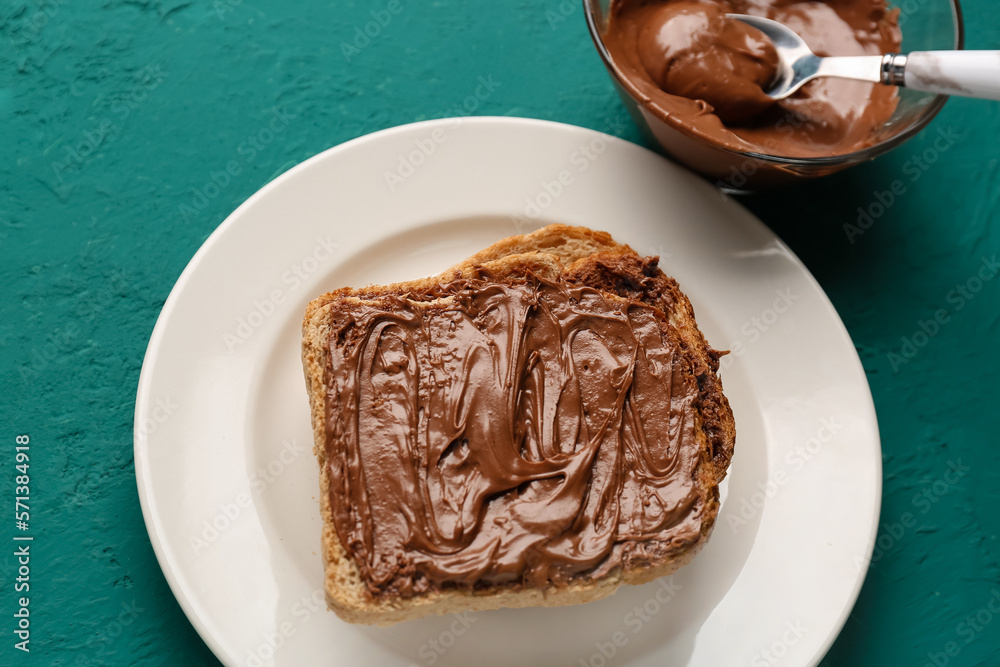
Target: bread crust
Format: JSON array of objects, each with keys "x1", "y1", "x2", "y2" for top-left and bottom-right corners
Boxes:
[{"x1": 301, "y1": 224, "x2": 735, "y2": 625}]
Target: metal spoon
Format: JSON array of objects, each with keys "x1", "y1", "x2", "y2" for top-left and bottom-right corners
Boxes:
[{"x1": 728, "y1": 13, "x2": 1000, "y2": 101}]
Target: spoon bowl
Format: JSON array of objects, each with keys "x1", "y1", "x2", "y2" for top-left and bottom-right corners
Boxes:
[
  {"x1": 727, "y1": 14, "x2": 884, "y2": 100},
  {"x1": 729, "y1": 13, "x2": 1000, "y2": 101}
]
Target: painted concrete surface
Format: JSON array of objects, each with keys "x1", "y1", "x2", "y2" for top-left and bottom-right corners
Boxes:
[{"x1": 1, "y1": 1, "x2": 998, "y2": 665}]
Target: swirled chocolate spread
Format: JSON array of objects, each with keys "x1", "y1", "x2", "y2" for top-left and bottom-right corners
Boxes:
[
  {"x1": 323, "y1": 272, "x2": 711, "y2": 598},
  {"x1": 603, "y1": 0, "x2": 903, "y2": 157}
]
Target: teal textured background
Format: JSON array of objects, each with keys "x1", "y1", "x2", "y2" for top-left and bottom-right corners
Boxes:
[{"x1": 1, "y1": 1, "x2": 998, "y2": 665}]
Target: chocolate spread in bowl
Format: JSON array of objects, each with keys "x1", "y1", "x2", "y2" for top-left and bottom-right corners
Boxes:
[{"x1": 602, "y1": 0, "x2": 903, "y2": 158}]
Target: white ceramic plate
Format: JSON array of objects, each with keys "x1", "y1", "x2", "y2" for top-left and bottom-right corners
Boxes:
[{"x1": 135, "y1": 117, "x2": 880, "y2": 667}]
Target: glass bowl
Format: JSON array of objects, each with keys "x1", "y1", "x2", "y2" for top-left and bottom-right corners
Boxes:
[{"x1": 584, "y1": 0, "x2": 964, "y2": 189}]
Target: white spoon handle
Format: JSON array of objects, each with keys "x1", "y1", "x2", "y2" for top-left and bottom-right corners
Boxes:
[{"x1": 903, "y1": 51, "x2": 1000, "y2": 100}]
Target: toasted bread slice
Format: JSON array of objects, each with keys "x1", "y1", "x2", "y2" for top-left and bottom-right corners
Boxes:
[{"x1": 301, "y1": 224, "x2": 734, "y2": 625}]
